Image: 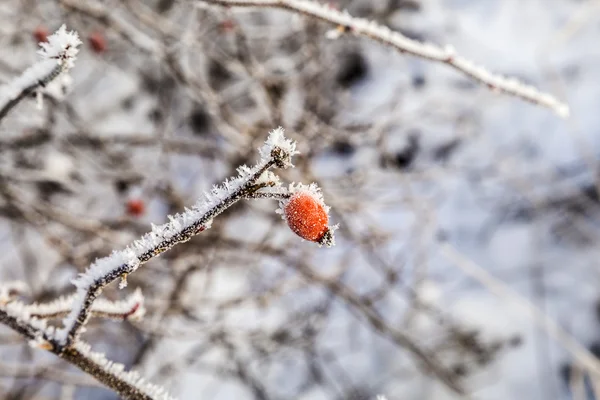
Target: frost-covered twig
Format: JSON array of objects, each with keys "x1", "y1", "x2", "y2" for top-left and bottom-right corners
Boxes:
[
  {"x1": 199, "y1": 0, "x2": 569, "y2": 117},
  {"x1": 0, "y1": 25, "x2": 81, "y2": 122},
  {"x1": 23, "y1": 288, "x2": 145, "y2": 321},
  {"x1": 57, "y1": 128, "x2": 301, "y2": 347},
  {"x1": 0, "y1": 281, "x2": 144, "y2": 320}
]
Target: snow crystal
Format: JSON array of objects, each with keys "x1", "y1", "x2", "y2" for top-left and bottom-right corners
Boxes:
[{"x1": 21, "y1": 288, "x2": 145, "y2": 321}]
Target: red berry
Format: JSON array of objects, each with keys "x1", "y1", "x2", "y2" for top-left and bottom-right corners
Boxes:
[
  {"x1": 219, "y1": 19, "x2": 236, "y2": 33},
  {"x1": 126, "y1": 199, "x2": 145, "y2": 217},
  {"x1": 88, "y1": 32, "x2": 107, "y2": 53},
  {"x1": 284, "y1": 191, "x2": 329, "y2": 243},
  {"x1": 34, "y1": 26, "x2": 49, "y2": 43}
]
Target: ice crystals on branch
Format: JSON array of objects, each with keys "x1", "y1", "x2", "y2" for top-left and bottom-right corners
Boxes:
[
  {"x1": 57, "y1": 128, "x2": 302, "y2": 345},
  {"x1": 259, "y1": 126, "x2": 299, "y2": 168},
  {"x1": 75, "y1": 341, "x2": 177, "y2": 400},
  {"x1": 0, "y1": 25, "x2": 81, "y2": 116},
  {"x1": 22, "y1": 288, "x2": 145, "y2": 321}
]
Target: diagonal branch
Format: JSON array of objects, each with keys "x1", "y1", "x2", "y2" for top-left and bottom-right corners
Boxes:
[
  {"x1": 56, "y1": 128, "x2": 298, "y2": 347},
  {"x1": 199, "y1": 0, "x2": 569, "y2": 117}
]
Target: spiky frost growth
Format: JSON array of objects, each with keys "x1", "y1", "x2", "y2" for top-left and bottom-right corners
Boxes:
[
  {"x1": 3, "y1": 299, "x2": 58, "y2": 348},
  {"x1": 0, "y1": 24, "x2": 81, "y2": 120},
  {"x1": 201, "y1": 0, "x2": 569, "y2": 117},
  {"x1": 37, "y1": 24, "x2": 82, "y2": 70},
  {"x1": 74, "y1": 342, "x2": 176, "y2": 400},
  {"x1": 259, "y1": 126, "x2": 299, "y2": 168}
]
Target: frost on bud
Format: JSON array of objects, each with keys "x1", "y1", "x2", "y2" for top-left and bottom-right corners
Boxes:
[
  {"x1": 278, "y1": 183, "x2": 336, "y2": 247},
  {"x1": 260, "y1": 127, "x2": 298, "y2": 169},
  {"x1": 0, "y1": 25, "x2": 81, "y2": 115},
  {"x1": 38, "y1": 24, "x2": 82, "y2": 70}
]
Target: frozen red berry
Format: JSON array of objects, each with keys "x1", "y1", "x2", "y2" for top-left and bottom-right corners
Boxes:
[
  {"x1": 34, "y1": 26, "x2": 49, "y2": 43},
  {"x1": 284, "y1": 190, "x2": 329, "y2": 243},
  {"x1": 88, "y1": 32, "x2": 107, "y2": 53},
  {"x1": 126, "y1": 199, "x2": 145, "y2": 217}
]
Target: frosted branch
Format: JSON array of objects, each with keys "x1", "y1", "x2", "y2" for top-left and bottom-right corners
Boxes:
[
  {"x1": 67, "y1": 342, "x2": 176, "y2": 400},
  {"x1": 22, "y1": 288, "x2": 145, "y2": 321},
  {"x1": 0, "y1": 304, "x2": 174, "y2": 399},
  {"x1": 199, "y1": 0, "x2": 569, "y2": 117},
  {"x1": 57, "y1": 127, "x2": 297, "y2": 347},
  {"x1": 0, "y1": 25, "x2": 81, "y2": 122}
]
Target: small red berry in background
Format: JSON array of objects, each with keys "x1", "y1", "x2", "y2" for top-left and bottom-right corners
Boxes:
[
  {"x1": 126, "y1": 199, "x2": 145, "y2": 217},
  {"x1": 88, "y1": 32, "x2": 107, "y2": 53},
  {"x1": 284, "y1": 189, "x2": 330, "y2": 243},
  {"x1": 218, "y1": 19, "x2": 236, "y2": 33},
  {"x1": 33, "y1": 26, "x2": 49, "y2": 43}
]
